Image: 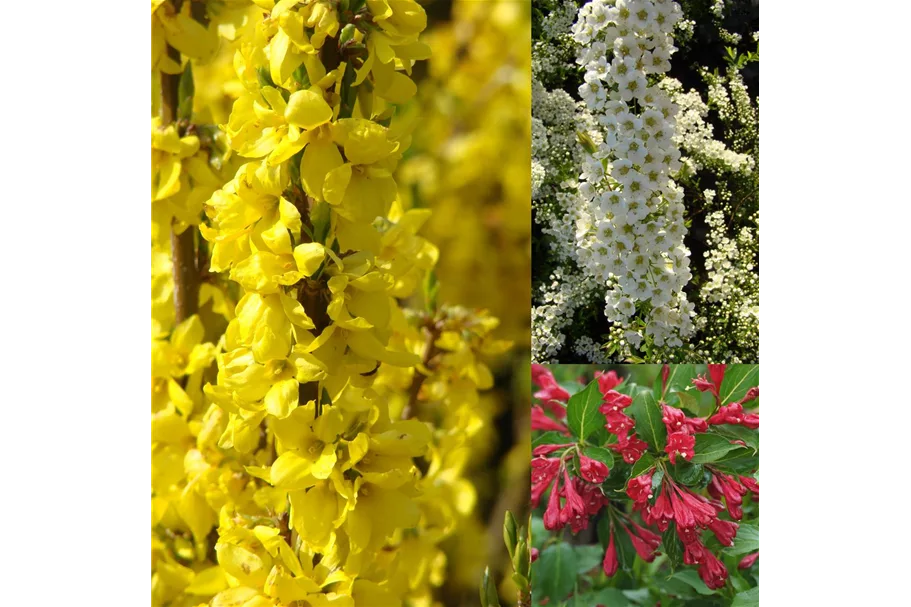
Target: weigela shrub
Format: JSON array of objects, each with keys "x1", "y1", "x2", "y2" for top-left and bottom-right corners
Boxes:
[{"x1": 530, "y1": 363, "x2": 758, "y2": 605}]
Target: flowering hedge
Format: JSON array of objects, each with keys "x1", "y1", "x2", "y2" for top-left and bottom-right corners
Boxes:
[
  {"x1": 531, "y1": 0, "x2": 759, "y2": 363},
  {"x1": 530, "y1": 363, "x2": 759, "y2": 606},
  {"x1": 151, "y1": 2, "x2": 524, "y2": 606}
]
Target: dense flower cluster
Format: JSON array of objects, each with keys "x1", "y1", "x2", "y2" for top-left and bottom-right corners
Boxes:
[
  {"x1": 152, "y1": 2, "x2": 516, "y2": 606},
  {"x1": 531, "y1": 364, "x2": 759, "y2": 597},
  {"x1": 531, "y1": 0, "x2": 759, "y2": 363}
]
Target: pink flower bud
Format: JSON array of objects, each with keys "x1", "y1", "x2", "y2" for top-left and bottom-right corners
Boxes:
[
  {"x1": 697, "y1": 550, "x2": 728, "y2": 590},
  {"x1": 531, "y1": 547, "x2": 540, "y2": 563},
  {"x1": 579, "y1": 454, "x2": 610, "y2": 484},
  {"x1": 738, "y1": 551, "x2": 758, "y2": 569},
  {"x1": 595, "y1": 370, "x2": 624, "y2": 395},
  {"x1": 602, "y1": 531, "x2": 619, "y2": 577},
  {"x1": 531, "y1": 405, "x2": 570, "y2": 434}
]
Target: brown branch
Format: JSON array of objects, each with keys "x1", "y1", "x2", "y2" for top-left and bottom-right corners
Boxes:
[
  {"x1": 160, "y1": 39, "x2": 199, "y2": 324},
  {"x1": 401, "y1": 321, "x2": 441, "y2": 420}
]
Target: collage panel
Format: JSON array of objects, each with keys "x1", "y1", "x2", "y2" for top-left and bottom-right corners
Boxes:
[
  {"x1": 531, "y1": 0, "x2": 759, "y2": 364},
  {"x1": 530, "y1": 364, "x2": 759, "y2": 606},
  {"x1": 151, "y1": 1, "x2": 531, "y2": 607}
]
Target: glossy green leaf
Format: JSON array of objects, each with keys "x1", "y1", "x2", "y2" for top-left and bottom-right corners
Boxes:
[
  {"x1": 534, "y1": 543, "x2": 577, "y2": 601},
  {"x1": 725, "y1": 521, "x2": 759, "y2": 557},
  {"x1": 713, "y1": 425, "x2": 759, "y2": 453},
  {"x1": 581, "y1": 445, "x2": 615, "y2": 470},
  {"x1": 587, "y1": 588, "x2": 632, "y2": 606},
  {"x1": 662, "y1": 524, "x2": 684, "y2": 571},
  {"x1": 630, "y1": 391, "x2": 667, "y2": 452},
  {"x1": 662, "y1": 364, "x2": 697, "y2": 399},
  {"x1": 690, "y1": 433, "x2": 743, "y2": 464},
  {"x1": 671, "y1": 460, "x2": 704, "y2": 487},
  {"x1": 629, "y1": 453, "x2": 656, "y2": 480},
  {"x1": 731, "y1": 587, "x2": 760, "y2": 607},
  {"x1": 566, "y1": 380, "x2": 604, "y2": 442},
  {"x1": 718, "y1": 364, "x2": 759, "y2": 405},
  {"x1": 669, "y1": 569, "x2": 717, "y2": 596},
  {"x1": 574, "y1": 545, "x2": 603, "y2": 574}
]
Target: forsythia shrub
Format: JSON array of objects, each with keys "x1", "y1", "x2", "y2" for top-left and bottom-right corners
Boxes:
[
  {"x1": 152, "y1": 1, "x2": 518, "y2": 606},
  {"x1": 530, "y1": 364, "x2": 758, "y2": 605}
]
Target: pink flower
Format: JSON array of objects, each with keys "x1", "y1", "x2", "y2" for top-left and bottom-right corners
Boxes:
[
  {"x1": 531, "y1": 405, "x2": 570, "y2": 434},
  {"x1": 741, "y1": 386, "x2": 759, "y2": 404},
  {"x1": 629, "y1": 521, "x2": 662, "y2": 548},
  {"x1": 707, "y1": 364, "x2": 726, "y2": 390},
  {"x1": 693, "y1": 375, "x2": 717, "y2": 395},
  {"x1": 579, "y1": 479, "x2": 607, "y2": 516},
  {"x1": 602, "y1": 409, "x2": 635, "y2": 440},
  {"x1": 595, "y1": 370, "x2": 624, "y2": 394},
  {"x1": 532, "y1": 443, "x2": 572, "y2": 457},
  {"x1": 707, "y1": 402, "x2": 744, "y2": 426},
  {"x1": 683, "y1": 539, "x2": 707, "y2": 565},
  {"x1": 559, "y1": 468, "x2": 587, "y2": 532},
  {"x1": 542, "y1": 471, "x2": 563, "y2": 531},
  {"x1": 668, "y1": 489, "x2": 699, "y2": 544},
  {"x1": 697, "y1": 550, "x2": 728, "y2": 590},
  {"x1": 626, "y1": 472, "x2": 653, "y2": 505},
  {"x1": 742, "y1": 413, "x2": 759, "y2": 429},
  {"x1": 609, "y1": 433, "x2": 648, "y2": 464},
  {"x1": 627, "y1": 525, "x2": 659, "y2": 562},
  {"x1": 579, "y1": 454, "x2": 610, "y2": 484},
  {"x1": 709, "y1": 473, "x2": 747, "y2": 520},
  {"x1": 602, "y1": 531, "x2": 619, "y2": 577},
  {"x1": 708, "y1": 518, "x2": 739, "y2": 547},
  {"x1": 602, "y1": 390, "x2": 633, "y2": 409},
  {"x1": 740, "y1": 475, "x2": 759, "y2": 502},
  {"x1": 666, "y1": 431, "x2": 695, "y2": 464},
  {"x1": 661, "y1": 404, "x2": 707, "y2": 435},
  {"x1": 531, "y1": 458, "x2": 561, "y2": 508},
  {"x1": 532, "y1": 364, "x2": 571, "y2": 413},
  {"x1": 738, "y1": 552, "x2": 758, "y2": 569}
]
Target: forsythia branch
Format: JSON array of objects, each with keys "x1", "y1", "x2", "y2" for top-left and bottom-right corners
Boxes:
[{"x1": 160, "y1": 41, "x2": 199, "y2": 324}]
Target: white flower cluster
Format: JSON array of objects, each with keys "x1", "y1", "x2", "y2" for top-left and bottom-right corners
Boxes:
[
  {"x1": 663, "y1": 77, "x2": 755, "y2": 175},
  {"x1": 570, "y1": 0, "x2": 696, "y2": 349},
  {"x1": 699, "y1": 209, "x2": 759, "y2": 361},
  {"x1": 532, "y1": 267, "x2": 599, "y2": 362}
]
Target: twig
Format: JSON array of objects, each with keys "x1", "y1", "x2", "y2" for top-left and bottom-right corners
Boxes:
[
  {"x1": 160, "y1": 39, "x2": 199, "y2": 324},
  {"x1": 401, "y1": 321, "x2": 441, "y2": 420}
]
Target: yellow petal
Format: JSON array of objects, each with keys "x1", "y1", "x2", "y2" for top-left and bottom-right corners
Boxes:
[
  {"x1": 323, "y1": 163, "x2": 352, "y2": 205},
  {"x1": 293, "y1": 242, "x2": 326, "y2": 276},
  {"x1": 300, "y1": 137, "x2": 344, "y2": 202},
  {"x1": 264, "y1": 378, "x2": 299, "y2": 418},
  {"x1": 271, "y1": 450, "x2": 316, "y2": 490},
  {"x1": 186, "y1": 566, "x2": 228, "y2": 596},
  {"x1": 285, "y1": 89, "x2": 333, "y2": 130}
]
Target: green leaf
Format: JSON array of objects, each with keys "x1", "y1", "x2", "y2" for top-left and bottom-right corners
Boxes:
[
  {"x1": 661, "y1": 364, "x2": 697, "y2": 399},
  {"x1": 587, "y1": 588, "x2": 632, "y2": 606},
  {"x1": 573, "y1": 545, "x2": 603, "y2": 574},
  {"x1": 690, "y1": 433, "x2": 743, "y2": 464},
  {"x1": 711, "y1": 449, "x2": 758, "y2": 474},
  {"x1": 671, "y1": 460, "x2": 704, "y2": 487},
  {"x1": 718, "y1": 365, "x2": 759, "y2": 405},
  {"x1": 669, "y1": 570, "x2": 717, "y2": 596},
  {"x1": 713, "y1": 425, "x2": 759, "y2": 453},
  {"x1": 675, "y1": 389, "x2": 702, "y2": 415},
  {"x1": 560, "y1": 381, "x2": 584, "y2": 397},
  {"x1": 530, "y1": 516, "x2": 546, "y2": 550},
  {"x1": 629, "y1": 453, "x2": 656, "y2": 480},
  {"x1": 534, "y1": 543, "x2": 577, "y2": 601},
  {"x1": 731, "y1": 587, "x2": 760, "y2": 607},
  {"x1": 662, "y1": 525, "x2": 684, "y2": 571},
  {"x1": 629, "y1": 391, "x2": 666, "y2": 453},
  {"x1": 177, "y1": 62, "x2": 195, "y2": 121},
  {"x1": 725, "y1": 521, "x2": 759, "y2": 557},
  {"x1": 533, "y1": 431, "x2": 571, "y2": 449},
  {"x1": 649, "y1": 467, "x2": 665, "y2": 503},
  {"x1": 581, "y1": 445, "x2": 614, "y2": 470},
  {"x1": 566, "y1": 380, "x2": 603, "y2": 442}
]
